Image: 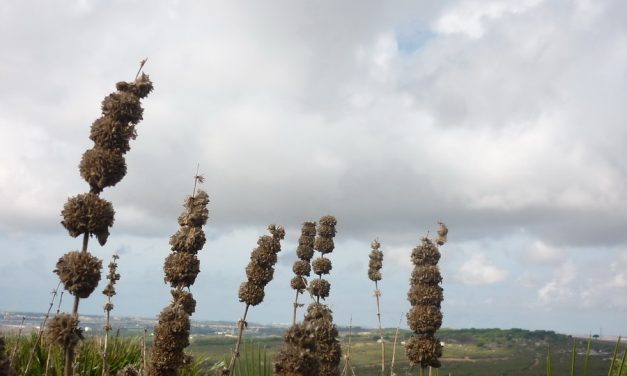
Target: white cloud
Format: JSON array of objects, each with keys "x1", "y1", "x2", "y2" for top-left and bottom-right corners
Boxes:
[
  {"x1": 537, "y1": 260, "x2": 576, "y2": 306},
  {"x1": 434, "y1": 0, "x2": 544, "y2": 38},
  {"x1": 526, "y1": 241, "x2": 564, "y2": 265},
  {"x1": 458, "y1": 253, "x2": 508, "y2": 285}
]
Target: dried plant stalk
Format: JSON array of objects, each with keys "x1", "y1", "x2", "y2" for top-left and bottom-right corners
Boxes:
[
  {"x1": 226, "y1": 225, "x2": 285, "y2": 375},
  {"x1": 54, "y1": 61, "x2": 153, "y2": 376},
  {"x1": 150, "y1": 174, "x2": 209, "y2": 376},
  {"x1": 102, "y1": 254, "x2": 120, "y2": 376},
  {"x1": 25, "y1": 283, "x2": 61, "y2": 374},
  {"x1": 301, "y1": 215, "x2": 341, "y2": 376},
  {"x1": 368, "y1": 239, "x2": 385, "y2": 375},
  {"x1": 405, "y1": 223, "x2": 448, "y2": 374},
  {"x1": 291, "y1": 221, "x2": 316, "y2": 325}
]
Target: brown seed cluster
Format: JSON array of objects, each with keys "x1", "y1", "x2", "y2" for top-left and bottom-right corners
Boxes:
[
  {"x1": 303, "y1": 303, "x2": 342, "y2": 376},
  {"x1": 45, "y1": 313, "x2": 84, "y2": 350},
  {"x1": 290, "y1": 221, "x2": 316, "y2": 293},
  {"x1": 82, "y1": 73, "x2": 153, "y2": 194},
  {"x1": 300, "y1": 215, "x2": 341, "y2": 375},
  {"x1": 102, "y1": 254, "x2": 120, "y2": 300},
  {"x1": 61, "y1": 193, "x2": 115, "y2": 246},
  {"x1": 150, "y1": 305, "x2": 191, "y2": 374},
  {"x1": 308, "y1": 216, "x2": 337, "y2": 300},
  {"x1": 368, "y1": 239, "x2": 383, "y2": 282},
  {"x1": 150, "y1": 187, "x2": 209, "y2": 376},
  {"x1": 54, "y1": 251, "x2": 102, "y2": 299},
  {"x1": 274, "y1": 322, "x2": 319, "y2": 376},
  {"x1": 238, "y1": 225, "x2": 285, "y2": 306},
  {"x1": 406, "y1": 228, "x2": 447, "y2": 369}
]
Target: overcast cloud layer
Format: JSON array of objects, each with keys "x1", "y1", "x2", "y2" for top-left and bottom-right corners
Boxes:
[{"x1": 1, "y1": 0, "x2": 626, "y2": 335}]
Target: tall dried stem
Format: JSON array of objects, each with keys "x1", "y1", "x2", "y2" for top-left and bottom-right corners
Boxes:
[
  {"x1": 389, "y1": 312, "x2": 403, "y2": 376},
  {"x1": 8, "y1": 316, "x2": 24, "y2": 368},
  {"x1": 51, "y1": 60, "x2": 153, "y2": 376},
  {"x1": 368, "y1": 239, "x2": 385, "y2": 375},
  {"x1": 25, "y1": 283, "x2": 61, "y2": 374},
  {"x1": 226, "y1": 225, "x2": 284, "y2": 374}
]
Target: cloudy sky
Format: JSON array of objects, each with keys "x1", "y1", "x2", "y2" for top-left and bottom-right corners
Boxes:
[{"x1": 1, "y1": 0, "x2": 626, "y2": 336}]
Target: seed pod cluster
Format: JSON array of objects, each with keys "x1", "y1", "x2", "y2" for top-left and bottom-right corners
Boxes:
[
  {"x1": 82, "y1": 73, "x2": 153, "y2": 194},
  {"x1": 150, "y1": 186, "x2": 209, "y2": 376},
  {"x1": 406, "y1": 227, "x2": 447, "y2": 369},
  {"x1": 368, "y1": 239, "x2": 383, "y2": 282},
  {"x1": 239, "y1": 225, "x2": 285, "y2": 306},
  {"x1": 53, "y1": 70, "x2": 153, "y2": 375},
  {"x1": 54, "y1": 250, "x2": 102, "y2": 299},
  {"x1": 274, "y1": 322, "x2": 319, "y2": 376},
  {"x1": 290, "y1": 221, "x2": 316, "y2": 293},
  {"x1": 303, "y1": 303, "x2": 342, "y2": 376},
  {"x1": 150, "y1": 305, "x2": 191, "y2": 374},
  {"x1": 45, "y1": 313, "x2": 84, "y2": 349},
  {"x1": 308, "y1": 216, "x2": 337, "y2": 300},
  {"x1": 102, "y1": 254, "x2": 120, "y2": 299},
  {"x1": 61, "y1": 193, "x2": 115, "y2": 246},
  {"x1": 302, "y1": 215, "x2": 341, "y2": 376}
]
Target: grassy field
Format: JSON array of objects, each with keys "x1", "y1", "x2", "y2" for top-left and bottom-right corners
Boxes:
[
  {"x1": 4, "y1": 327, "x2": 622, "y2": 375},
  {"x1": 183, "y1": 328, "x2": 621, "y2": 375}
]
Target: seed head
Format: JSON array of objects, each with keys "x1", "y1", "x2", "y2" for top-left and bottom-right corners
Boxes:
[
  {"x1": 61, "y1": 193, "x2": 115, "y2": 245},
  {"x1": 54, "y1": 251, "x2": 102, "y2": 298},
  {"x1": 238, "y1": 281, "x2": 265, "y2": 306},
  {"x1": 171, "y1": 290, "x2": 196, "y2": 315},
  {"x1": 163, "y1": 253, "x2": 200, "y2": 288},
  {"x1": 311, "y1": 257, "x2": 332, "y2": 276},
  {"x1": 170, "y1": 226, "x2": 206, "y2": 254},
  {"x1": 290, "y1": 276, "x2": 307, "y2": 292},
  {"x1": 274, "y1": 322, "x2": 319, "y2": 376},
  {"x1": 410, "y1": 266, "x2": 443, "y2": 285},
  {"x1": 178, "y1": 190, "x2": 210, "y2": 227},
  {"x1": 308, "y1": 278, "x2": 330, "y2": 299},
  {"x1": 292, "y1": 260, "x2": 311, "y2": 277},
  {"x1": 368, "y1": 239, "x2": 383, "y2": 282},
  {"x1": 405, "y1": 334, "x2": 443, "y2": 368},
  {"x1": 296, "y1": 221, "x2": 316, "y2": 261},
  {"x1": 150, "y1": 305, "x2": 191, "y2": 374},
  {"x1": 407, "y1": 305, "x2": 443, "y2": 334},
  {"x1": 303, "y1": 303, "x2": 341, "y2": 376},
  {"x1": 45, "y1": 313, "x2": 83, "y2": 350},
  {"x1": 246, "y1": 262, "x2": 275, "y2": 286},
  {"x1": 408, "y1": 284, "x2": 443, "y2": 307},
  {"x1": 101, "y1": 91, "x2": 144, "y2": 125},
  {"x1": 411, "y1": 237, "x2": 440, "y2": 266},
  {"x1": 436, "y1": 222, "x2": 448, "y2": 246},
  {"x1": 314, "y1": 216, "x2": 337, "y2": 255},
  {"x1": 79, "y1": 147, "x2": 127, "y2": 193}
]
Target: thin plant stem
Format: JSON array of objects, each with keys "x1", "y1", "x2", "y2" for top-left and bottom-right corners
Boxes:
[
  {"x1": 139, "y1": 327, "x2": 147, "y2": 374},
  {"x1": 45, "y1": 291, "x2": 64, "y2": 376},
  {"x1": 25, "y1": 282, "x2": 61, "y2": 373},
  {"x1": 228, "y1": 304, "x2": 250, "y2": 374},
  {"x1": 389, "y1": 312, "x2": 403, "y2": 376},
  {"x1": 101, "y1": 301, "x2": 111, "y2": 376},
  {"x1": 341, "y1": 316, "x2": 357, "y2": 376},
  {"x1": 65, "y1": 232, "x2": 88, "y2": 376},
  {"x1": 374, "y1": 280, "x2": 385, "y2": 375},
  {"x1": 135, "y1": 58, "x2": 147, "y2": 80},
  {"x1": 9, "y1": 316, "x2": 25, "y2": 368},
  {"x1": 292, "y1": 290, "x2": 300, "y2": 326}
]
